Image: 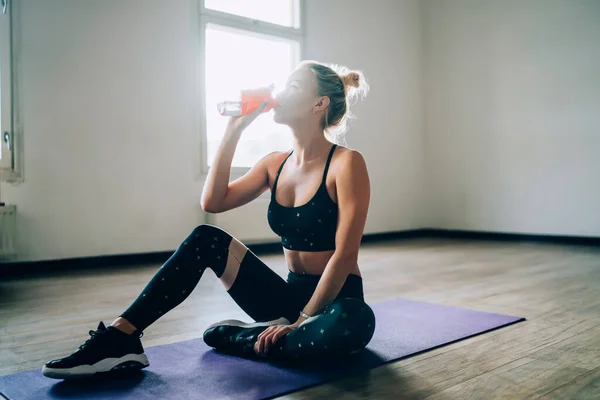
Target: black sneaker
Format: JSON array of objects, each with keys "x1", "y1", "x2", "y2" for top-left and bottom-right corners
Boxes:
[
  {"x1": 203, "y1": 317, "x2": 290, "y2": 358},
  {"x1": 42, "y1": 321, "x2": 149, "y2": 379}
]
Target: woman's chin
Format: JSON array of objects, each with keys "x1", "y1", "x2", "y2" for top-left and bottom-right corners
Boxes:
[{"x1": 273, "y1": 112, "x2": 287, "y2": 125}]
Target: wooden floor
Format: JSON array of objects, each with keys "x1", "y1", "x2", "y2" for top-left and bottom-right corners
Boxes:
[{"x1": 1, "y1": 237, "x2": 599, "y2": 399}]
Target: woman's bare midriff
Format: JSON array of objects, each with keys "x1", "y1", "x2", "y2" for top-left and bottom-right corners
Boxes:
[{"x1": 285, "y1": 248, "x2": 361, "y2": 277}]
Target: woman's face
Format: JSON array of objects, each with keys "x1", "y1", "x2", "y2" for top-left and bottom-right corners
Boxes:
[{"x1": 273, "y1": 66, "x2": 320, "y2": 126}]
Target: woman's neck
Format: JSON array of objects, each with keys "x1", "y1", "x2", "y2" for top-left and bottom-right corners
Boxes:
[{"x1": 289, "y1": 125, "x2": 332, "y2": 165}]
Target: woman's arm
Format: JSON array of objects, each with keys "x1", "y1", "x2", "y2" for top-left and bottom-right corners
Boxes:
[
  {"x1": 200, "y1": 103, "x2": 269, "y2": 212},
  {"x1": 200, "y1": 129, "x2": 245, "y2": 212}
]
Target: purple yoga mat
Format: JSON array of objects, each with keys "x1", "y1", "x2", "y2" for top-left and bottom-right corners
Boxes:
[{"x1": 0, "y1": 298, "x2": 525, "y2": 400}]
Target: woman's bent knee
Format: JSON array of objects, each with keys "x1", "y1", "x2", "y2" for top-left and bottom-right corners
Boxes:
[
  {"x1": 329, "y1": 297, "x2": 374, "y2": 321},
  {"x1": 191, "y1": 223, "x2": 228, "y2": 238},
  {"x1": 328, "y1": 297, "x2": 376, "y2": 349},
  {"x1": 186, "y1": 224, "x2": 234, "y2": 248}
]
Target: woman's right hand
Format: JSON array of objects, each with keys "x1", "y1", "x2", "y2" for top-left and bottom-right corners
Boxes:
[{"x1": 225, "y1": 101, "x2": 269, "y2": 135}]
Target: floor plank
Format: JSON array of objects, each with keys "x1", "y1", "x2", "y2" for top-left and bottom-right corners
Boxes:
[{"x1": 538, "y1": 366, "x2": 600, "y2": 400}]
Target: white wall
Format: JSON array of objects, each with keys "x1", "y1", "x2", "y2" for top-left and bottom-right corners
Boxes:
[
  {"x1": 423, "y1": 0, "x2": 600, "y2": 236},
  {"x1": 3, "y1": 0, "x2": 204, "y2": 262},
  {"x1": 3, "y1": 0, "x2": 424, "y2": 262}
]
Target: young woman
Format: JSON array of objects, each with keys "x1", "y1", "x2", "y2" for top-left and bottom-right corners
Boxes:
[{"x1": 42, "y1": 60, "x2": 374, "y2": 379}]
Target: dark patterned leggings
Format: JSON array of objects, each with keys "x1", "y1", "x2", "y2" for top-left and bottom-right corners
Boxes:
[{"x1": 120, "y1": 224, "x2": 376, "y2": 360}]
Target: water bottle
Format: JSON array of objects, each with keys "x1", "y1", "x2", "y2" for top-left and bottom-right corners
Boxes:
[{"x1": 217, "y1": 87, "x2": 279, "y2": 116}]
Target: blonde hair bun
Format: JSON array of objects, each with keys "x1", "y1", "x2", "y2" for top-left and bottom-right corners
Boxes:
[{"x1": 342, "y1": 72, "x2": 361, "y2": 89}]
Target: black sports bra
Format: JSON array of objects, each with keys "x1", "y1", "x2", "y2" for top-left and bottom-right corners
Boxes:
[{"x1": 267, "y1": 144, "x2": 338, "y2": 251}]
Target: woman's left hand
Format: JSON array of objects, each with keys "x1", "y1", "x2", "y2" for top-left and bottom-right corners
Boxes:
[{"x1": 254, "y1": 323, "x2": 299, "y2": 355}]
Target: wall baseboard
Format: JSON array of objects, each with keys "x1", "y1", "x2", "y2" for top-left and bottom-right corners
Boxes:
[
  {"x1": 422, "y1": 228, "x2": 600, "y2": 246},
  {"x1": 1, "y1": 229, "x2": 597, "y2": 279}
]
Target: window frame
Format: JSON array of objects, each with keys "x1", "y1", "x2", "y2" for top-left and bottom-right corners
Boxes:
[
  {"x1": 0, "y1": 0, "x2": 22, "y2": 183},
  {"x1": 197, "y1": 0, "x2": 305, "y2": 179}
]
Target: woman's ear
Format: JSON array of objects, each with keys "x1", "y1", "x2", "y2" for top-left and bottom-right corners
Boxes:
[{"x1": 313, "y1": 96, "x2": 330, "y2": 113}]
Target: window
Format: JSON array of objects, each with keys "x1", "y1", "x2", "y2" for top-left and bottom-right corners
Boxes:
[
  {"x1": 200, "y1": 0, "x2": 302, "y2": 172},
  {"x1": 204, "y1": 0, "x2": 299, "y2": 28},
  {"x1": 0, "y1": 0, "x2": 13, "y2": 174}
]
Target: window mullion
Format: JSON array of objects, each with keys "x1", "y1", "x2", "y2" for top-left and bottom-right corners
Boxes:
[
  {"x1": 200, "y1": 8, "x2": 302, "y2": 42},
  {"x1": 0, "y1": 0, "x2": 13, "y2": 171}
]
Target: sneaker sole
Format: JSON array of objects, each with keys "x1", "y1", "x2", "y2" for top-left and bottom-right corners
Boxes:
[
  {"x1": 206, "y1": 316, "x2": 290, "y2": 330},
  {"x1": 42, "y1": 353, "x2": 149, "y2": 379}
]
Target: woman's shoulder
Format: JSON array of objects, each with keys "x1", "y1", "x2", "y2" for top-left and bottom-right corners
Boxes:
[
  {"x1": 259, "y1": 150, "x2": 293, "y2": 180},
  {"x1": 332, "y1": 145, "x2": 367, "y2": 168}
]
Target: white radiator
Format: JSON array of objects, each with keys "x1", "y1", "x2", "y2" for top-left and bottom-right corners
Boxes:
[{"x1": 0, "y1": 204, "x2": 17, "y2": 257}]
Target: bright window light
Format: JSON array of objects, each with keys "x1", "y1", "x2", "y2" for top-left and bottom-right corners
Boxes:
[
  {"x1": 204, "y1": 24, "x2": 298, "y2": 168},
  {"x1": 204, "y1": 0, "x2": 297, "y2": 28}
]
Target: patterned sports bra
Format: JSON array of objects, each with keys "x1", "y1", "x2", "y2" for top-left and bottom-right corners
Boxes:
[{"x1": 267, "y1": 144, "x2": 338, "y2": 251}]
